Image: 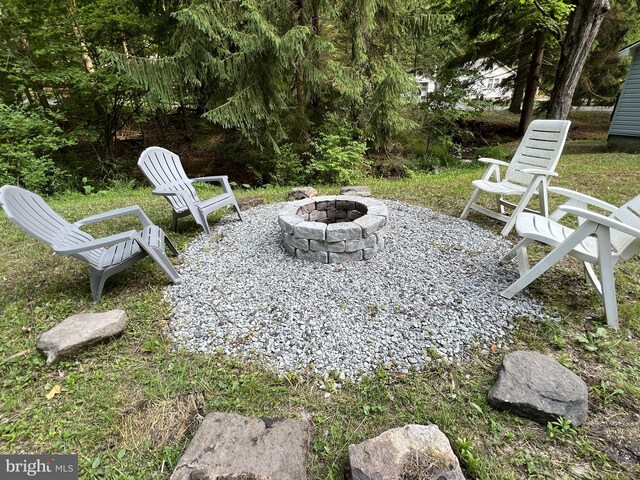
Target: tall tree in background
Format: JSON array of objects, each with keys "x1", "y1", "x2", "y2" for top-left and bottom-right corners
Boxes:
[
  {"x1": 519, "y1": 29, "x2": 547, "y2": 134},
  {"x1": 575, "y1": 0, "x2": 640, "y2": 105},
  {"x1": 0, "y1": 0, "x2": 177, "y2": 155},
  {"x1": 113, "y1": 0, "x2": 451, "y2": 150},
  {"x1": 547, "y1": 0, "x2": 611, "y2": 119},
  {"x1": 453, "y1": 0, "x2": 568, "y2": 132}
]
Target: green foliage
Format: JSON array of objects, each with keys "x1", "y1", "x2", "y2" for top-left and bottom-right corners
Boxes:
[
  {"x1": 455, "y1": 437, "x2": 481, "y2": 475},
  {"x1": 574, "y1": 327, "x2": 610, "y2": 352},
  {"x1": 305, "y1": 131, "x2": 368, "y2": 185},
  {"x1": 592, "y1": 380, "x2": 624, "y2": 406},
  {"x1": 0, "y1": 0, "x2": 165, "y2": 171},
  {"x1": 269, "y1": 144, "x2": 304, "y2": 186},
  {"x1": 546, "y1": 417, "x2": 577, "y2": 441},
  {"x1": 474, "y1": 144, "x2": 512, "y2": 160},
  {"x1": 0, "y1": 104, "x2": 74, "y2": 193},
  {"x1": 414, "y1": 68, "x2": 481, "y2": 171},
  {"x1": 111, "y1": 0, "x2": 452, "y2": 151}
]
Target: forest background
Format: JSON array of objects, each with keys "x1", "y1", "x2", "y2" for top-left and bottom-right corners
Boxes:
[{"x1": 1, "y1": 0, "x2": 639, "y2": 194}]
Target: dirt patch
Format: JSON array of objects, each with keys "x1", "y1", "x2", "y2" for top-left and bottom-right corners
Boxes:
[
  {"x1": 586, "y1": 412, "x2": 640, "y2": 467},
  {"x1": 119, "y1": 392, "x2": 205, "y2": 452}
]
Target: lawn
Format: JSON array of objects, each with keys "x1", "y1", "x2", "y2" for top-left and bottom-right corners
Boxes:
[{"x1": 0, "y1": 140, "x2": 639, "y2": 479}]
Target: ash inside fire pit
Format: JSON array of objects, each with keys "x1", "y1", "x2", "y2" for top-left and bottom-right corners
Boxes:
[{"x1": 277, "y1": 195, "x2": 388, "y2": 263}]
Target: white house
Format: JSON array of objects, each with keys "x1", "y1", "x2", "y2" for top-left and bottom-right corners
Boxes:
[
  {"x1": 415, "y1": 59, "x2": 514, "y2": 102},
  {"x1": 608, "y1": 40, "x2": 640, "y2": 152},
  {"x1": 416, "y1": 74, "x2": 436, "y2": 102},
  {"x1": 467, "y1": 59, "x2": 514, "y2": 101}
]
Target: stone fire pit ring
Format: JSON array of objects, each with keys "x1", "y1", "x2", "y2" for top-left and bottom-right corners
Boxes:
[{"x1": 277, "y1": 195, "x2": 388, "y2": 263}]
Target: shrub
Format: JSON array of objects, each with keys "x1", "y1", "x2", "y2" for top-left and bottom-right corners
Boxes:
[
  {"x1": 0, "y1": 104, "x2": 74, "y2": 193},
  {"x1": 269, "y1": 143, "x2": 304, "y2": 186},
  {"x1": 304, "y1": 117, "x2": 369, "y2": 185}
]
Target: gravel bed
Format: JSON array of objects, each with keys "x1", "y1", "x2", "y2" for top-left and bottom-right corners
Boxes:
[{"x1": 165, "y1": 200, "x2": 546, "y2": 379}]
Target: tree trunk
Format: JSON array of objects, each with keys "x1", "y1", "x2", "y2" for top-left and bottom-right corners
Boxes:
[
  {"x1": 509, "y1": 29, "x2": 530, "y2": 114},
  {"x1": 67, "y1": 0, "x2": 95, "y2": 73},
  {"x1": 547, "y1": 0, "x2": 611, "y2": 119},
  {"x1": 519, "y1": 30, "x2": 545, "y2": 136}
]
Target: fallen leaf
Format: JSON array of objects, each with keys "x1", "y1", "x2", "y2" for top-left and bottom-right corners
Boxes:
[
  {"x1": 490, "y1": 344, "x2": 498, "y2": 353},
  {"x1": 46, "y1": 385, "x2": 61, "y2": 400}
]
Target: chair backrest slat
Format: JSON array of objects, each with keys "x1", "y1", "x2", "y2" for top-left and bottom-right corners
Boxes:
[
  {"x1": 0, "y1": 185, "x2": 101, "y2": 266},
  {"x1": 611, "y1": 196, "x2": 640, "y2": 260},
  {"x1": 138, "y1": 147, "x2": 200, "y2": 212},
  {"x1": 507, "y1": 120, "x2": 571, "y2": 186},
  {"x1": 1, "y1": 186, "x2": 70, "y2": 245}
]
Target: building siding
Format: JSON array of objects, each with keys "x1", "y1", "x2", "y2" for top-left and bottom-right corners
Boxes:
[{"x1": 609, "y1": 50, "x2": 640, "y2": 137}]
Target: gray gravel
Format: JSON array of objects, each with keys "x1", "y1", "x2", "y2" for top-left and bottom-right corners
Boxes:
[{"x1": 165, "y1": 200, "x2": 546, "y2": 379}]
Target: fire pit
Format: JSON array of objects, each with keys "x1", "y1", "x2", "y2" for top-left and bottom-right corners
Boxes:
[{"x1": 277, "y1": 195, "x2": 388, "y2": 263}]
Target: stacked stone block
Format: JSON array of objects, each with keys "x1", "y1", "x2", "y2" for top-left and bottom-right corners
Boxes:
[{"x1": 278, "y1": 195, "x2": 388, "y2": 264}]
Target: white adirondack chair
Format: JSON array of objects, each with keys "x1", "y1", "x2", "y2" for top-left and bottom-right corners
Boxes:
[
  {"x1": 500, "y1": 187, "x2": 640, "y2": 329},
  {"x1": 461, "y1": 119, "x2": 571, "y2": 236},
  {"x1": 0, "y1": 185, "x2": 181, "y2": 303},
  {"x1": 138, "y1": 147, "x2": 243, "y2": 234}
]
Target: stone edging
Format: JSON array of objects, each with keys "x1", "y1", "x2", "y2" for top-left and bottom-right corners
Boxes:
[{"x1": 278, "y1": 195, "x2": 388, "y2": 263}]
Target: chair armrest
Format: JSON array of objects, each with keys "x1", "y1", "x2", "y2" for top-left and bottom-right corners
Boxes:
[
  {"x1": 478, "y1": 157, "x2": 510, "y2": 167},
  {"x1": 517, "y1": 168, "x2": 558, "y2": 177},
  {"x1": 73, "y1": 206, "x2": 153, "y2": 228},
  {"x1": 548, "y1": 187, "x2": 618, "y2": 212},
  {"x1": 191, "y1": 176, "x2": 229, "y2": 184},
  {"x1": 560, "y1": 206, "x2": 640, "y2": 238},
  {"x1": 54, "y1": 231, "x2": 137, "y2": 255},
  {"x1": 191, "y1": 176, "x2": 232, "y2": 194}
]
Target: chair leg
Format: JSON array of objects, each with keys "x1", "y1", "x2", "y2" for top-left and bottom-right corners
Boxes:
[
  {"x1": 499, "y1": 238, "x2": 533, "y2": 264},
  {"x1": 501, "y1": 222, "x2": 597, "y2": 299},
  {"x1": 596, "y1": 227, "x2": 619, "y2": 329},
  {"x1": 171, "y1": 212, "x2": 179, "y2": 232},
  {"x1": 233, "y1": 200, "x2": 244, "y2": 222},
  {"x1": 583, "y1": 262, "x2": 602, "y2": 299},
  {"x1": 165, "y1": 236, "x2": 179, "y2": 256},
  {"x1": 496, "y1": 195, "x2": 505, "y2": 215},
  {"x1": 200, "y1": 214, "x2": 211, "y2": 235},
  {"x1": 145, "y1": 245, "x2": 181, "y2": 283},
  {"x1": 500, "y1": 179, "x2": 541, "y2": 236},
  {"x1": 461, "y1": 188, "x2": 481, "y2": 219},
  {"x1": 89, "y1": 269, "x2": 107, "y2": 304}
]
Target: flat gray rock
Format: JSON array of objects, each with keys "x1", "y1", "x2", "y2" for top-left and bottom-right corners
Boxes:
[
  {"x1": 488, "y1": 350, "x2": 588, "y2": 426},
  {"x1": 289, "y1": 186, "x2": 318, "y2": 200},
  {"x1": 37, "y1": 310, "x2": 128, "y2": 364},
  {"x1": 171, "y1": 412, "x2": 311, "y2": 480},
  {"x1": 340, "y1": 185, "x2": 371, "y2": 197},
  {"x1": 349, "y1": 424, "x2": 465, "y2": 480}
]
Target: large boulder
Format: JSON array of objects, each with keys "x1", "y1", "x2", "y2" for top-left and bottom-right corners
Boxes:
[
  {"x1": 37, "y1": 310, "x2": 128, "y2": 364},
  {"x1": 349, "y1": 424, "x2": 465, "y2": 480},
  {"x1": 488, "y1": 351, "x2": 588, "y2": 426},
  {"x1": 171, "y1": 412, "x2": 311, "y2": 480}
]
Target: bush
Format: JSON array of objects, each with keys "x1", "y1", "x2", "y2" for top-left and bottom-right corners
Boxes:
[
  {"x1": 0, "y1": 104, "x2": 74, "y2": 193},
  {"x1": 269, "y1": 143, "x2": 304, "y2": 186},
  {"x1": 304, "y1": 117, "x2": 369, "y2": 185}
]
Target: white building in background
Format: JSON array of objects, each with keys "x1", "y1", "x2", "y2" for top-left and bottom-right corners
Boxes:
[
  {"x1": 416, "y1": 75, "x2": 436, "y2": 102},
  {"x1": 416, "y1": 59, "x2": 514, "y2": 103},
  {"x1": 467, "y1": 60, "x2": 514, "y2": 101}
]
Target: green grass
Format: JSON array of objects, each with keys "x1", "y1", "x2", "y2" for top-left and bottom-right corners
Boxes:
[{"x1": 1, "y1": 143, "x2": 639, "y2": 479}]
